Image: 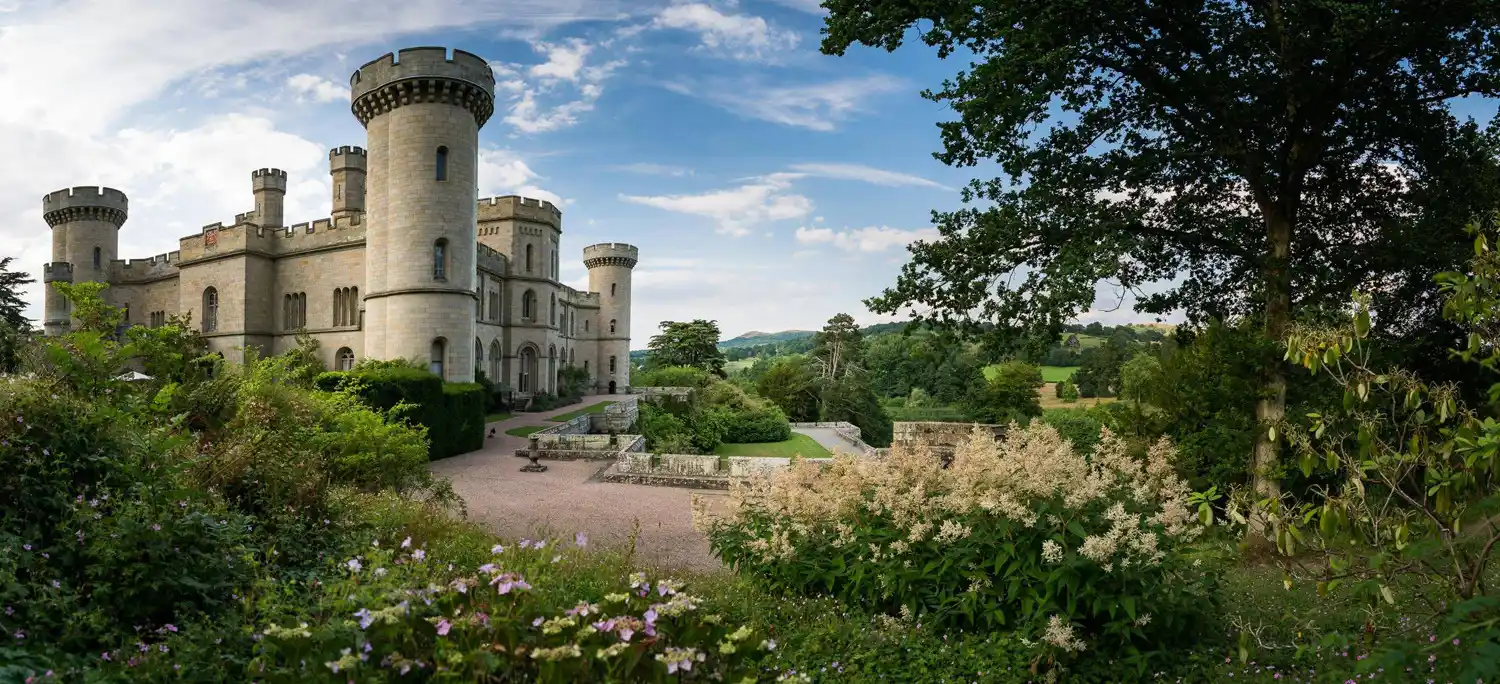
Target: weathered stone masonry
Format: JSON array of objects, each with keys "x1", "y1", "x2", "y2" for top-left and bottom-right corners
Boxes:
[{"x1": 38, "y1": 46, "x2": 637, "y2": 397}]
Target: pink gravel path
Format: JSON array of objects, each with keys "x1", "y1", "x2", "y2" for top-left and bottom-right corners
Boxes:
[{"x1": 428, "y1": 395, "x2": 728, "y2": 573}]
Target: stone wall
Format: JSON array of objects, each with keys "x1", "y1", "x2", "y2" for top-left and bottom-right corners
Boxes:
[
  {"x1": 593, "y1": 397, "x2": 638, "y2": 433},
  {"x1": 608, "y1": 452, "x2": 833, "y2": 489},
  {"x1": 891, "y1": 421, "x2": 1005, "y2": 463},
  {"x1": 789, "y1": 421, "x2": 878, "y2": 457},
  {"x1": 630, "y1": 386, "x2": 694, "y2": 401}
]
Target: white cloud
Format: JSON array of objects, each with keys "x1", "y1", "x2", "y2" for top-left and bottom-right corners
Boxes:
[
  {"x1": 284, "y1": 73, "x2": 349, "y2": 103},
  {"x1": 651, "y1": 2, "x2": 799, "y2": 62},
  {"x1": 0, "y1": 0, "x2": 621, "y2": 322},
  {"x1": 794, "y1": 225, "x2": 940, "y2": 253},
  {"x1": 787, "y1": 163, "x2": 950, "y2": 190},
  {"x1": 614, "y1": 162, "x2": 693, "y2": 177},
  {"x1": 766, "y1": 0, "x2": 827, "y2": 13},
  {"x1": 620, "y1": 174, "x2": 812, "y2": 237},
  {"x1": 478, "y1": 148, "x2": 563, "y2": 206},
  {"x1": 496, "y1": 41, "x2": 626, "y2": 134},
  {"x1": 666, "y1": 74, "x2": 905, "y2": 131}
]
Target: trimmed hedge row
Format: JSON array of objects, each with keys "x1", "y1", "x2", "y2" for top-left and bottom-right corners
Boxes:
[{"x1": 314, "y1": 368, "x2": 486, "y2": 460}]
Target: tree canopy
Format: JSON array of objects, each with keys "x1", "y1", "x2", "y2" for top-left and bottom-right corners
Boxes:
[
  {"x1": 646, "y1": 319, "x2": 727, "y2": 377},
  {"x1": 823, "y1": 0, "x2": 1500, "y2": 506}
]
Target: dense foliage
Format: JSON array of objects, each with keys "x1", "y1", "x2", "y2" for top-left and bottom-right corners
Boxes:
[
  {"x1": 314, "y1": 363, "x2": 486, "y2": 460},
  {"x1": 646, "y1": 320, "x2": 727, "y2": 377},
  {"x1": 705, "y1": 421, "x2": 1219, "y2": 677},
  {"x1": 635, "y1": 369, "x2": 793, "y2": 453}
]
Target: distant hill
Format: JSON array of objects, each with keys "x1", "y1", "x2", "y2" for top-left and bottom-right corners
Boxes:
[{"x1": 718, "y1": 330, "x2": 816, "y2": 350}]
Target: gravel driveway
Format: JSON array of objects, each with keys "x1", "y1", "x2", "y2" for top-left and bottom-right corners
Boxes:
[{"x1": 428, "y1": 396, "x2": 727, "y2": 573}]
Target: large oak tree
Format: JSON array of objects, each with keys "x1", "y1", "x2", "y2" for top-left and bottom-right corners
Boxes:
[{"x1": 823, "y1": 0, "x2": 1500, "y2": 509}]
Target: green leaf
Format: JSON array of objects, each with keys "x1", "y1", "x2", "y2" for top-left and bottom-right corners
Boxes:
[{"x1": 1355, "y1": 309, "x2": 1371, "y2": 338}]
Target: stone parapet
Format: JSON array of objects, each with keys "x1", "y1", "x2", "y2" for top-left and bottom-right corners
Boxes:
[
  {"x1": 350, "y1": 47, "x2": 495, "y2": 127},
  {"x1": 43, "y1": 186, "x2": 128, "y2": 228}
]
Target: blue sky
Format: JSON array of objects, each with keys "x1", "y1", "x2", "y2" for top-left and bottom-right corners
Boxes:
[{"x1": 1, "y1": 0, "x2": 1162, "y2": 343}]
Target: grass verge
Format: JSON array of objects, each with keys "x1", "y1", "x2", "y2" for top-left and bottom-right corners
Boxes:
[
  {"x1": 714, "y1": 433, "x2": 833, "y2": 459},
  {"x1": 548, "y1": 401, "x2": 617, "y2": 422}
]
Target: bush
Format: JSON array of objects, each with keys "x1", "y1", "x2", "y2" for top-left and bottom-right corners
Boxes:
[
  {"x1": 1059, "y1": 380, "x2": 1080, "y2": 402},
  {"x1": 704, "y1": 421, "x2": 1218, "y2": 676},
  {"x1": 1040, "y1": 407, "x2": 1106, "y2": 454},
  {"x1": 314, "y1": 367, "x2": 485, "y2": 460},
  {"x1": 634, "y1": 365, "x2": 715, "y2": 388},
  {"x1": 964, "y1": 361, "x2": 1044, "y2": 425},
  {"x1": 722, "y1": 405, "x2": 792, "y2": 443}
]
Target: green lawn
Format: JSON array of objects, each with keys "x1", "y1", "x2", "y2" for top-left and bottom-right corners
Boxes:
[
  {"x1": 505, "y1": 425, "x2": 547, "y2": 438},
  {"x1": 983, "y1": 364, "x2": 1078, "y2": 383},
  {"x1": 485, "y1": 412, "x2": 512, "y2": 423},
  {"x1": 724, "y1": 358, "x2": 756, "y2": 373},
  {"x1": 548, "y1": 401, "x2": 616, "y2": 422},
  {"x1": 714, "y1": 433, "x2": 832, "y2": 459}
]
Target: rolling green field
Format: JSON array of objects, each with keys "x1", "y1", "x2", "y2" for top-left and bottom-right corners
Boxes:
[
  {"x1": 983, "y1": 364, "x2": 1078, "y2": 383},
  {"x1": 548, "y1": 401, "x2": 616, "y2": 422},
  {"x1": 724, "y1": 358, "x2": 756, "y2": 373},
  {"x1": 713, "y1": 433, "x2": 832, "y2": 459}
]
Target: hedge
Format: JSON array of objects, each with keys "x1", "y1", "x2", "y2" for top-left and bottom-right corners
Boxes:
[
  {"x1": 722, "y1": 406, "x2": 792, "y2": 443},
  {"x1": 313, "y1": 369, "x2": 486, "y2": 460}
]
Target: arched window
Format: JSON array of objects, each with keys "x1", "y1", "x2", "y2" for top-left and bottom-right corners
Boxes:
[
  {"x1": 609, "y1": 319, "x2": 617, "y2": 334},
  {"x1": 525, "y1": 244, "x2": 533, "y2": 273},
  {"x1": 433, "y1": 239, "x2": 448, "y2": 280},
  {"x1": 336, "y1": 347, "x2": 355, "y2": 371},
  {"x1": 518, "y1": 345, "x2": 536, "y2": 393},
  {"x1": 489, "y1": 339, "x2": 501, "y2": 381},
  {"x1": 521, "y1": 289, "x2": 535, "y2": 320},
  {"x1": 435, "y1": 146, "x2": 448, "y2": 182},
  {"x1": 609, "y1": 355, "x2": 617, "y2": 374},
  {"x1": 611, "y1": 283, "x2": 617, "y2": 297},
  {"x1": 348, "y1": 287, "x2": 358, "y2": 326},
  {"x1": 488, "y1": 290, "x2": 499, "y2": 321},
  {"x1": 430, "y1": 338, "x2": 447, "y2": 378},
  {"x1": 202, "y1": 287, "x2": 218, "y2": 332},
  {"x1": 93, "y1": 246, "x2": 101, "y2": 269},
  {"x1": 549, "y1": 293, "x2": 557, "y2": 325},
  {"x1": 569, "y1": 348, "x2": 575, "y2": 365},
  {"x1": 333, "y1": 289, "x2": 343, "y2": 326},
  {"x1": 474, "y1": 338, "x2": 484, "y2": 380},
  {"x1": 583, "y1": 359, "x2": 589, "y2": 375}
]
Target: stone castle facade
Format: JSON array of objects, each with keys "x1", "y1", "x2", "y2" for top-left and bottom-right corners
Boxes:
[{"x1": 39, "y1": 46, "x2": 636, "y2": 395}]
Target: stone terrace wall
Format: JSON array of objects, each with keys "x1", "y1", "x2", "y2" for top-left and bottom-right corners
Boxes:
[
  {"x1": 891, "y1": 421, "x2": 1005, "y2": 463},
  {"x1": 629, "y1": 386, "x2": 694, "y2": 402},
  {"x1": 595, "y1": 397, "x2": 638, "y2": 433},
  {"x1": 608, "y1": 452, "x2": 833, "y2": 489},
  {"x1": 790, "y1": 421, "x2": 877, "y2": 457}
]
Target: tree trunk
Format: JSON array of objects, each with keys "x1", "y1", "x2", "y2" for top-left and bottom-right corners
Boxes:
[{"x1": 1250, "y1": 208, "x2": 1293, "y2": 541}]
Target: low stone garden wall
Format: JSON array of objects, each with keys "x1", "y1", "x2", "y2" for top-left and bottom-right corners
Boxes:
[
  {"x1": 789, "y1": 421, "x2": 878, "y2": 457},
  {"x1": 524, "y1": 413, "x2": 645, "y2": 461},
  {"x1": 597, "y1": 397, "x2": 638, "y2": 433},
  {"x1": 604, "y1": 452, "x2": 833, "y2": 489},
  {"x1": 628, "y1": 386, "x2": 695, "y2": 402},
  {"x1": 891, "y1": 420, "x2": 1005, "y2": 465}
]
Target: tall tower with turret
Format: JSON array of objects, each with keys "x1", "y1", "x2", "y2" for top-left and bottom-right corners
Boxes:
[
  {"x1": 41, "y1": 186, "x2": 128, "y2": 336},
  {"x1": 351, "y1": 46, "x2": 495, "y2": 380},
  {"x1": 584, "y1": 243, "x2": 638, "y2": 393}
]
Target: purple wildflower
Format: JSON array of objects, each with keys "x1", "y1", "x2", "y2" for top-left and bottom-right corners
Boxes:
[
  {"x1": 412, "y1": 549, "x2": 426, "y2": 561},
  {"x1": 354, "y1": 608, "x2": 374, "y2": 630},
  {"x1": 491, "y1": 544, "x2": 505, "y2": 554},
  {"x1": 346, "y1": 558, "x2": 362, "y2": 573},
  {"x1": 575, "y1": 532, "x2": 588, "y2": 547},
  {"x1": 644, "y1": 608, "x2": 658, "y2": 625},
  {"x1": 150, "y1": 524, "x2": 161, "y2": 532},
  {"x1": 401, "y1": 537, "x2": 411, "y2": 548},
  {"x1": 436, "y1": 619, "x2": 451, "y2": 636}
]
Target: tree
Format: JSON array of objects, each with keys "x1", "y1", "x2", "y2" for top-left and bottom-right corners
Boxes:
[
  {"x1": 827, "y1": 0, "x2": 1500, "y2": 526},
  {"x1": 819, "y1": 373, "x2": 893, "y2": 447},
  {"x1": 963, "y1": 361, "x2": 1044, "y2": 426},
  {"x1": 1071, "y1": 342, "x2": 1126, "y2": 398},
  {"x1": 1118, "y1": 352, "x2": 1163, "y2": 406},
  {"x1": 810, "y1": 313, "x2": 865, "y2": 380},
  {"x1": 1059, "y1": 381, "x2": 1080, "y2": 403},
  {"x1": 0, "y1": 257, "x2": 34, "y2": 372},
  {"x1": 755, "y1": 358, "x2": 820, "y2": 422},
  {"x1": 646, "y1": 320, "x2": 726, "y2": 377}
]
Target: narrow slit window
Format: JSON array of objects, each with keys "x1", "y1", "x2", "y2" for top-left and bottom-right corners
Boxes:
[
  {"x1": 93, "y1": 247, "x2": 101, "y2": 269},
  {"x1": 435, "y1": 146, "x2": 448, "y2": 181},
  {"x1": 433, "y1": 239, "x2": 448, "y2": 280}
]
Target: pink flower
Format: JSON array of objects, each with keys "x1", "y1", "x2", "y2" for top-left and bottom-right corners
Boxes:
[{"x1": 436, "y1": 619, "x2": 451, "y2": 636}]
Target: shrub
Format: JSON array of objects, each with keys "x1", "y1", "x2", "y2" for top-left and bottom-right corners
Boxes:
[
  {"x1": 1059, "y1": 380, "x2": 1080, "y2": 402},
  {"x1": 639, "y1": 402, "x2": 697, "y2": 454},
  {"x1": 964, "y1": 361, "x2": 1044, "y2": 425},
  {"x1": 703, "y1": 421, "x2": 1217, "y2": 675},
  {"x1": 634, "y1": 365, "x2": 715, "y2": 388},
  {"x1": 722, "y1": 405, "x2": 792, "y2": 443},
  {"x1": 314, "y1": 367, "x2": 485, "y2": 460},
  {"x1": 433, "y1": 382, "x2": 486, "y2": 458},
  {"x1": 245, "y1": 537, "x2": 770, "y2": 682},
  {"x1": 1041, "y1": 407, "x2": 1106, "y2": 454}
]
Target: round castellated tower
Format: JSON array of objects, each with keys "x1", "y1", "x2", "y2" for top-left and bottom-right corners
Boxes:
[
  {"x1": 42, "y1": 186, "x2": 128, "y2": 336},
  {"x1": 351, "y1": 47, "x2": 495, "y2": 380},
  {"x1": 584, "y1": 243, "x2": 638, "y2": 393}
]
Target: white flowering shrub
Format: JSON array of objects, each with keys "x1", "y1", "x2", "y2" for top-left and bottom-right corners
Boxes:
[
  {"x1": 703, "y1": 421, "x2": 1219, "y2": 669},
  {"x1": 246, "y1": 535, "x2": 769, "y2": 682}
]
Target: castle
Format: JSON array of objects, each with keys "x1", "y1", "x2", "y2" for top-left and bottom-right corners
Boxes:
[{"x1": 38, "y1": 46, "x2": 637, "y2": 396}]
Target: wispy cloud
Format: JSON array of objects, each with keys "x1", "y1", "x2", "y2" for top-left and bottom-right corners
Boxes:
[
  {"x1": 650, "y1": 2, "x2": 799, "y2": 62},
  {"x1": 494, "y1": 41, "x2": 627, "y2": 134},
  {"x1": 478, "y1": 148, "x2": 563, "y2": 206},
  {"x1": 795, "y1": 225, "x2": 940, "y2": 252},
  {"x1": 614, "y1": 162, "x2": 694, "y2": 177},
  {"x1": 284, "y1": 73, "x2": 349, "y2": 103},
  {"x1": 621, "y1": 174, "x2": 812, "y2": 237},
  {"x1": 766, "y1": 0, "x2": 827, "y2": 14},
  {"x1": 666, "y1": 74, "x2": 905, "y2": 131},
  {"x1": 787, "y1": 163, "x2": 950, "y2": 190}
]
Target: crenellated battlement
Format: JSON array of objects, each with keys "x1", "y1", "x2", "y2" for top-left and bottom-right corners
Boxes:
[
  {"x1": 476, "y1": 242, "x2": 507, "y2": 275},
  {"x1": 110, "y1": 252, "x2": 180, "y2": 283},
  {"x1": 350, "y1": 46, "x2": 496, "y2": 127},
  {"x1": 330, "y1": 145, "x2": 367, "y2": 172},
  {"x1": 477, "y1": 195, "x2": 562, "y2": 230},
  {"x1": 42, "y1": 262, "x2": 73, "y2": 283},
  {"x1": 42, "y1": 186, "x2": 129, "y2": 228},
  {"x1": 251, "y1": 168, "x2": 288, "y2": 192},
  {"x1": 582, "y1": 243, "x2": 639, "y2": 270}
]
